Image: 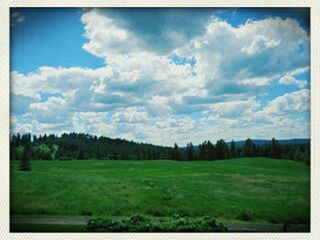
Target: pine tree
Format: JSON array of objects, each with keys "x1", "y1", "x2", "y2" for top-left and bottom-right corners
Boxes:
[
  {"x1": 230, "y1": 140, "x2": 236, "y2": 158},
  {"x1": 20, "y1": 141, "x2": 31, "y2": 171},
  {"x1": 207, "y1": 141, "x2": 215, "y2": 160},
  {"x1": 270, "y1": 138, "x2": 281, "y2": 158},
  {"x1": 96, "y1": 147, "x2": 101, "y2": 159},
  {"x1": 215, "y1": 139, "x2": 227, "y2": 159},
  {"x1": 77, "y1": 149, "x2": 84, "y2": 159},
  {"x1": 187, "y1": 142, "x2": 194, "y2": 160},
  {"x1": 199, "y1": 143, "x2": 206, "y2": 160},
  {"x1": 243, "y1": 138, "x2": 256, "y2": 157},
  {"x1": 172, "y1": 143, "x2": 180, "y2": 160}
]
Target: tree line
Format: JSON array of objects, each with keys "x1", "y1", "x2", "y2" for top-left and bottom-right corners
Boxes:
[
  {"x1": 10, "y1": 133, "x2": 310, "y2": 171},
  {"x1": 178, "y1": 138, "x2": 309, "y2": 165}
]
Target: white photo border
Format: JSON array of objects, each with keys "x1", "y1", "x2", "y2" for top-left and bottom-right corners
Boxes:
[{"x1": 1, "y1": 0, "x2": 319, "y2": 239}]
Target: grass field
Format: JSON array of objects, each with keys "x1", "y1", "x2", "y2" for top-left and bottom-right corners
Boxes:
[{"x1": 10, "y1": 158, "x2": 310, "y2": 226}]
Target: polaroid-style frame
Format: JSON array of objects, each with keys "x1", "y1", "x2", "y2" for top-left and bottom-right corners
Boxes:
[{"x1": 1, "y1": 1, "x2": 319, "y2": 240}]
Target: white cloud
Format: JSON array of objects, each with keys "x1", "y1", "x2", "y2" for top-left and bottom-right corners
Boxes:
[
  {"x1": 28, "y1": 96, "x2": 70, "y2": 123},
  {"x1": 279, "y1": 75, "x2": 307, "y2": 88},
  {"x1": 146, "y1": 95, "x2": 173, "y2": 116},
  {"x1": 241, "y1": 35, "x2": 281, "y2": 56},
  {"x1": 10, "y1": 10, "x2": 310, "y2": 145},
  {"x1": 176, "y1": 17, "x2": 309, "y2": 96},
  {"x1": 30, "y1": 96, "x2": 66, "y2": 111},
  {"x1": 111, "y1": 107, "x2": 148, "y2": 124},
  {"x1": 289, "y1": 66, "x2": 309, "y2": 76},
  {"x1": 11, "y1": 119, "x2": 69, "y2": 136},
  {"x1": 262, "y1": 89, "x2": 310, "y2": 115},
  {"x1": 81, "y1": 9, "x2": 142, "y2": 59},
  {"x1": 71, "y1": 112, "x2": 113, "y2": 135},
  {"x1": 209, "y1": 97, "x2": 261, "y2": 118}
]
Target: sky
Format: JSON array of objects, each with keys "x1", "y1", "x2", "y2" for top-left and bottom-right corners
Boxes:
[{"x1": 10, "y1": 8, "x2": 310, "y2": 146}]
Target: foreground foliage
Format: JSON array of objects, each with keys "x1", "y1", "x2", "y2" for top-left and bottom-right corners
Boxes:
[{"x1": 86, "y1": 214, "x2": 228, "y2": 232}]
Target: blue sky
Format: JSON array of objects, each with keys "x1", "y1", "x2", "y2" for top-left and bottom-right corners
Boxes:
[
  {"x1": 11, "y1": 8, "x2": 104, "y2": 73},
  {"x1": 10, "y1": 8, "x2": 310, "y2": 146}
]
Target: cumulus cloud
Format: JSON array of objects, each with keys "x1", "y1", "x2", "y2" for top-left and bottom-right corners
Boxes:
[
  {"x1": 81, "y1": 9, "x2": 142, "y2": 59},
  {"x1": 279, "y1": 75, "x2": 307, "y2": 88},
  {"x1": 10, "y1": 9, "x2": 310, "y2": 145},
  {"x1": 28, "y1": 96, "x2": 69, "y2": 123},
  {"x1": 209, "y1": 97, "x2": 261, "y2": 118},
  {"x1": 176, "y1": 17, "x2": 309, "y2": 96},
  {"x1": 262, "y1": 89, "x2": 310, "y2": 115}
]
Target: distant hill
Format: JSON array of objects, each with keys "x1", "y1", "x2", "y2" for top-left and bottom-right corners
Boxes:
[
  {"x1": 181, "y1": 138, "x2": 310, "y2": 150},
  {"x1": 228, "y1": 138, "x2": 310, "y2": 148}
]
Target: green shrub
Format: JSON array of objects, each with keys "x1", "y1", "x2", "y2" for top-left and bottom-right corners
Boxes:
[
  {"x1": 86, "y1": 215, "x2": 228, "y2": 232},
  {"x1": 128, "y1": 215, "x2": 153, "y2": 232},
  {"x1": 86, "y1": 217, "x2": 128, "y2": 232},
  {"x1": 34, "y1": 144, "x2": 53, "y2": 160}
]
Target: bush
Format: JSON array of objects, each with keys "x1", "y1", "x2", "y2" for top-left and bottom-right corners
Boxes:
[
  {"x1": 86, "y1": 214, "x2": 228, "y2": 232},
  {"x1": 34, "y1": 144, "x2": 53, "y2": 160},
  {"x1": 86, "y1": 217, "x2": 128, "y2": 232}
]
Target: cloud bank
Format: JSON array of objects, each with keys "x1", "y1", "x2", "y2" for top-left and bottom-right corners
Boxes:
[{"x1": 11, "y1": 9, "x2": 310, "y2": 145}]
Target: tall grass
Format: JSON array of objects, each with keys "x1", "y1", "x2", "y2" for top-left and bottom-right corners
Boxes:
[{"x1": 10, "y1": 158, "x2": 310, "y2": 224}]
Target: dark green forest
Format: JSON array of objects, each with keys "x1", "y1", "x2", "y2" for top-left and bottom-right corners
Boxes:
[{"x1": 10, "y1": 133, "x2": 310, "y2": 169}]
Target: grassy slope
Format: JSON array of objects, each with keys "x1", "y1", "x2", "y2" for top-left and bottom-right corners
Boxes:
[{"x1": 10, "y1": 158, "x2": 310, "y2": 224}]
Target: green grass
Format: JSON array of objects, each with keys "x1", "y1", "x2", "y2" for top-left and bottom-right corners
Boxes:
[{"x1": 10, "y1": 158, "x2": 310, "y2": 224}]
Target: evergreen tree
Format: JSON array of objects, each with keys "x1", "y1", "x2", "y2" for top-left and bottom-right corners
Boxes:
[
  {"x1": 77, "y1": 149, "x2": 84, "y2": 159},
  {"x1": 9, "y1": 132, "x2": 310, "y2": 163},
  {"x1": 96, "y1": 147, "x2": 101, "y2": 159},
  {"x1": 55, "y1": 146, "x2": 65, "y2": 160},
  {"x1": 207, "y1": 141, "x2": 215, "y2": 160},
  {"x1": 16, "y1": 133, "x2": 21, "y2": 146},
  {"x1": 230, "y1": 140, "x2": 236, "y2": 158},
  {"x1": 187, "y1": 142, "x2": 194, "y2": 160},
  {"x1": 10, "y1": 145, "x2": 17, "y2": 161},
  {"x1": 243, "y1": 138, "x2": 256, "y2": 157},
  {"x1": 172, "y1": 143, "x2": 180, "y2": 161},
  {"x1": 215, "y1": 139, "x2": 227, "y2": 159},
  {"x1": 199, "y1": 143, "x2": 206, "y2": 160},
  {"x1": 20, "y1": 141, "x2": 31, "y2": 171},
  {"x1": 270, "y1": 138, "x2": 281, "y2": 158}
]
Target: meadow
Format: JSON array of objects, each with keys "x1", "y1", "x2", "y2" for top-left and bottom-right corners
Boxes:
[{"x1": 10, "y1": 158, "x2": 310, "y2": 228}]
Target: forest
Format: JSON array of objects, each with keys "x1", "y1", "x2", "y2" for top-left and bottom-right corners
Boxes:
[{"x1": 10, "y1": 132, "x2": 310, "y2": 168}]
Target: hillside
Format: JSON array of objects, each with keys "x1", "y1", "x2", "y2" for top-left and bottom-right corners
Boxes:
[
  {"x1": 11, "y1": 133, "x2": 310, "y2": 164},
  {"x1": 11, "y1": 158, "x2": 310, "y2": 226},
  {"x1": 229, "y1": 138, "x2": 310, "y2": 148}
]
